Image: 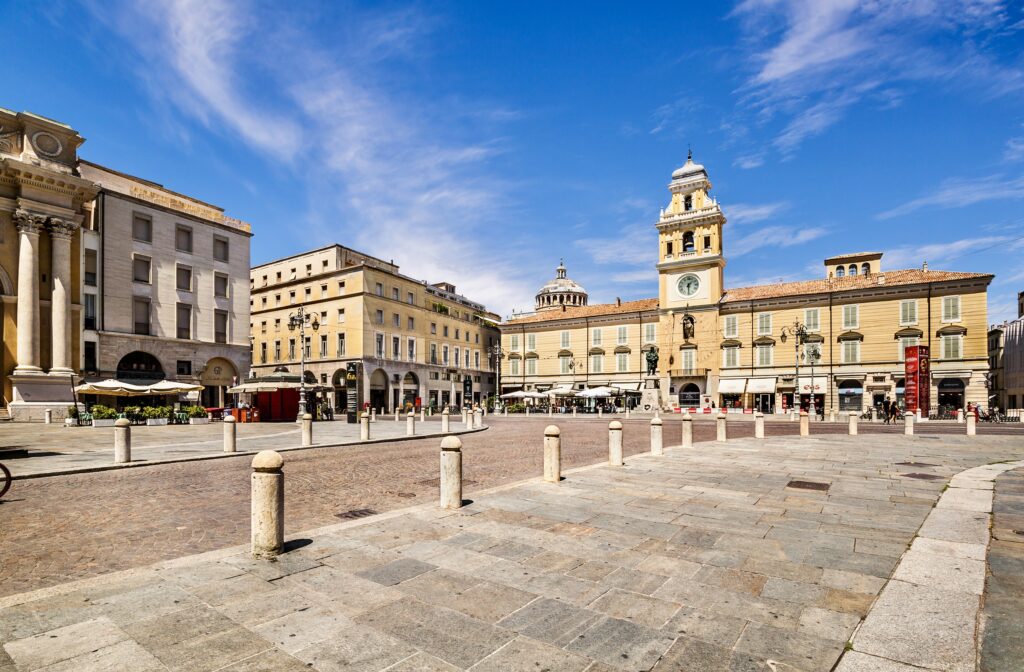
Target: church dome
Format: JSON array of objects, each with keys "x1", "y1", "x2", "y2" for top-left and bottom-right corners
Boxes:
[
  {"x1": 535, "y1": 260, "x2": 588, "y2": 311},
  {"x1": 671, "y1": 149, "x2": 707, "y2": 180}
]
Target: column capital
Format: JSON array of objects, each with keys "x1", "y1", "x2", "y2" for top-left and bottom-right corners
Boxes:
[
  {"x1": 47, "y1": 218, "x2": 78, "y2": 241},
  {"x1": 13, "y1": 209, "x2": 46, "y2": 236}
]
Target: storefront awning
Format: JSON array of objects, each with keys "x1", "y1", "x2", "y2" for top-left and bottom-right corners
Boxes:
[
  {"x1": 746, "y1": 378, "x2": 777, "y2": 393},
  {"x1": 797, "y1": 377, "x2": 829, "y2": 393},
  {"x1": 718, "y1": 378, "x2": 746, "y2": 394}
]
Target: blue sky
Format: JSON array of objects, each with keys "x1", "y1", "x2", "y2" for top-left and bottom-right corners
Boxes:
[{"x1": 6, "y1": 1, "x2": 1024, "y2": 320}]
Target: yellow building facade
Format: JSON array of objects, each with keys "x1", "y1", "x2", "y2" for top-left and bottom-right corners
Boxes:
[{"x1": 501, "y1": 154, "x2": 993, "y2": 415}]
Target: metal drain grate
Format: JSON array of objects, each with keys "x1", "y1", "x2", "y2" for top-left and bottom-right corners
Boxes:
[
  {"x1": 896, "y1": 462, "x2": 938, "y2": 467},
  {"x1": 786, "y1": 480, "x2": 830, "y2": 492},
  {"x1": 901, "y1": 473, "x2": 944, "y2": 480},
  {"x1": 395, "y1": 492, "x2": 417, "y2": 499},
  {"x1": 335, "y1": 508, "x2": 378, "y2": 520},
  {"x1": 416, "y1": 478, "x2": 478, "y2": 488}
]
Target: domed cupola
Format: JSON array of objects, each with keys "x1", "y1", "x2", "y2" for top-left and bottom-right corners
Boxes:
[{"x1": 535, "y1": 260, "x2": 589, "y2": 312}]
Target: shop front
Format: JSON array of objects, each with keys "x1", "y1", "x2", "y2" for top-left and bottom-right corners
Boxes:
[
  {"x1": 678, "y1": 382, "x2": 701, "y2": 409},
  {"x1": 937, "y1": 378, "x2": 966, "y2": 412},
  {"x1": 837, "y1": 379, "x2": 864, "y2": 412},
  {"x1": 718, "y1": 378, "x2": 746, "y2": 410},
  {"x1": 747, "y1": 377, "x2": 777, "y2": 413},
  {"x1": 797, "y1": 376, "x2": 828, "y2": 414}
]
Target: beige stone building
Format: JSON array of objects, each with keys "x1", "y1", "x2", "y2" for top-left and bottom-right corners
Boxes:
[
  {"x1": 502, "y1": 153, "x2": 993, "y2": 415},
  {"x1": 989, "y1": 291, "x2": 1024, "y2": 413},
  {"x1": 250, "y1": 245, "x2": 500, "y2": 412}
]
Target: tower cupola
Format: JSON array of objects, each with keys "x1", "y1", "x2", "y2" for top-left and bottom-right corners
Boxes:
[{"x1": 535, "y1": 259, "x2": 588, "y2": 312}]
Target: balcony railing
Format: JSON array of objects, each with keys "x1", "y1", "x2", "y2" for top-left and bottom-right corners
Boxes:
[{"x1": 668, "y1": 368, "x2": 709, "y2": 378}]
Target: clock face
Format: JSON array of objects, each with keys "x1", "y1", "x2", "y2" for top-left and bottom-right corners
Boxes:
[{"x1": 677, "y1": 274, "x2": 700, "y2": 298}]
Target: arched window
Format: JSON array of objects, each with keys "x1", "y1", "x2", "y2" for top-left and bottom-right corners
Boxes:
[
  {"x1": 684, "y1": 195, "x2": 693, "y2": 211},
  {"x1": 836, "y1": 266, "x2": 845, "y2": 278},
  {"x1": 848, "y1": 264, "x2": 858, "y2": 276},
  {"x1": 682, "y1": 231, "x2": 695, "y2": 252},
  {"x1": 861, "y1": 262, "x2": 870, "y2": 275}
]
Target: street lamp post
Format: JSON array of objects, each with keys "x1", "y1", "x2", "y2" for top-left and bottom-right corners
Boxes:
[
  {"x1": 287, "y1": 305, "x2": 320, "y2": 421},
  {"x1": 780, "y1": 322, "x2": 808, "y2": 416},
  {"x1": 488, "y1": 344, "x2": 505, "y2": 410},
  {"x1": 807, "y1": 343, "x2": 821, "y2": 419}
]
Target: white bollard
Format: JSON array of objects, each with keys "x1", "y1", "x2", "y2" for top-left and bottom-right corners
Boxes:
[
  {"x1": 526, "y1": 406, "x2": 531, "y2": 416},
  {"x1": 572, "y1": 407, "x2": 577, "y2": 418},
  {"x1": 544, "y1": 425, "x2": 561, "y2": 483},
  {"x1": 504, "y1": 407, "x2": 508, "y2": 417},
  {"x1": 395, "y1": 409, "x2": 400, "y2": 422},
  {"x1": 915, "y1": 409, "x2": 922, "y2": 421},
  {"x1": 44, "y1": 408, "x2": 52, "y2": 424},
  {"x1": 441, "y1": 408, "x2": 450, "y2": 433},
  {"x1": 608, "y1": 420, "x2": 623, "y2": 466},
  {"x1": 407, "y1": 411, "x2": 416, "y2": 436},
  {"x1": 301, "y1": 413, "x2": 313, "y2": 446},
  {"x1": 371, "y1": 408, "x2": 376, "y2": 423},
  {"x1": 966, "y1": 413, "x2": 976, "y2": 436},
  {"x1": 360, "y1": 411, "x2": 370, "y2": 441},
  {"x1": 464, "y1": 408, "x2": 473, "y2": 429},
  {"x1": 625, "y1": 407, "x2": 631, "y2": 419},
  {"x1": 848, "y1": 412, "x2": 858, "y2": 435},
  {"x1": 114, "y1": 418, "x2": 131, "y2": 463},
  {"x1": 473, "y1": 408, "x2": 482, "y2": 429},
  {"x1": 439, "y1": 436, "x2": 463, "y2": 509},
  {"x1": 754, "y1": 412, "x2": 764, "y2": 439},
  {"x1": 871, "y1": 407, "x2": 878, "y2": 423},
  {"x1": 799, "y1": 411, "x2": 809, "y2": 437},
  {"x1": 461, "y1": 408, "x2": 468, "y2": 424},
  {"x1": 716, "y1": 413, "x2": 728, "y2": 441},
  {"x1": 251, "y1": 450, "x2": 284, "y2": 558},
  {"x1": 828, "y1": 408, "x2": 836, "y2": 423},
  {"x1": 224, "y1": 414, "x2": 237, "y2": 452},
  {"x1": 548, "y1": 405, "x2": 553, "y2": 418},
  {"x1": 905, "y1": 413, "x2": 914, "y2": 435},
  {"x1": 790, "y1": 409, "x2": 796, "y2": 422},
  {"x1": 957, "y1": 409, "x2": 964, "y2": 424},
  {"x1": 650, "y1": 417, "x2": 663, "y2": 456},
  {"x1": 420, "y1": 408, "x2": 425, "y2": 423},
  {"x1": 681, "y1": 412, "x2": 693, "y2": 448}
]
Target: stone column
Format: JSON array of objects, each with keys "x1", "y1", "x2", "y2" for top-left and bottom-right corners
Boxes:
[
  {"x1": 360, "y1": 411, "x2": 370, "y2": 440},
  {"x1": 407, "y1": 411, "x2": 416, "y2": 436},
  {"x1": 754, "y1": 412, "x2": 764, "y2": 439},
  {"x1": 966, "y1": 413, "x2": 976, "y2": 436},
  {"x1": 301, "y1": 413, "x2": 313, "y2": 446},
  {"x1": 224, "y1": 414, "x2": 237, "y2": 452},
  {"x1": 799, "y1": 411, "x2": 809, "y2": 437},
  {"x1": 608, "y1": 420, "x2": 623, "y2": 466},
  {"x1": 439, "y1": 436, "x2": 462, "y2": 509},
  {"x1": 716, "y1": 413, "x2": 727, "y2": 441},
  {"x1": 681, "y1": 412, "x2": 693, "y2": 448},
  {"x1": 473, "y1": 408, "x2": 482, "y2": 429},
  {"x1": 848, "y1": 412, "x2": 858, "y2": 435},
  {"x1": 544, "y1": 425, "x2": 561, "y2": 482},
  {"x1": 650, "y1": 417, "x2": 663, "y2": 456},
  {"x1": 905, "y1": 413, "x2": 914, "y2": 435},
  {"x1": 13, "y1": 211, "x2": 43, "y2": 373},
  {"x1": 48, "y1": 219, "x2": 76, "y2": 375},
  {"x1": 441, "y1": 408, "x2": 450, "y2": 433},
  {"x1": 114, "y1": 418, "x2": 131, "y2": 463},
  {"x1": 251, "y1": 450, "x2": 284, "y2": 558}
]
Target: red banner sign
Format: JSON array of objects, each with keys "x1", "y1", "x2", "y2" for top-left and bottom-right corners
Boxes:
[{"x1": 904, "y1": 345, "x2": 930, "y2": 415}]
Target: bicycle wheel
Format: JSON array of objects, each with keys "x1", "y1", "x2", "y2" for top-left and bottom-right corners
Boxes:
[{"x1": 0, "y1": 462, "x2": 10, "y2": 499}]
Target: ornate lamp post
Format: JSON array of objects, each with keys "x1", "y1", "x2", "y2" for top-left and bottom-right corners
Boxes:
[
  {"x1": 287, "y1": 306, "x2": 319, "y2": 420},
  {"x1": 487, "y1": 344, "x2": 505, "y2": 410},
  {"x1": 780, "y1": 321, "x2": 807, "y2": 414},
  {"x1": 806, "y1": 343, "x2": 821, "y2": 419}
]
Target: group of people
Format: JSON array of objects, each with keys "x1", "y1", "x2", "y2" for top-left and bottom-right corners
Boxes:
[{"x1": 880, "y1": 398, "x2": 903, "y2": 424}]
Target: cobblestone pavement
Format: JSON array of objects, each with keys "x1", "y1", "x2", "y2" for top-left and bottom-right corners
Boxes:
[
  {"x1": 0, "y1": 417, "x2": 1020, "y2": 598},
  {"x1": 980, "y1": 466, "x2": 1024, "y2": 671},
  {"x1": 2, "y1": 432, "x2": 1022, "y2": 671}
]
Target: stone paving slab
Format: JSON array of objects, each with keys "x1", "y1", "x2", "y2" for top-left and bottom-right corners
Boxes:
[
  {"x1": 980, "y1": 466, "x2": 1024, "y2": 672},
  {"x1": 3, "y1": 433, "x2": 1024, "y2": 671}
]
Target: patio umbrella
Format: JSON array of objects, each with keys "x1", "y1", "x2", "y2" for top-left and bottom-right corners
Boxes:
[
  {"x1": 74, "y1": 379, "x2": 152, "y2": 396},
  {"x1": 147, "y1": 380, "x2": 205, "y2": 394},
  {"x1": 499, "y1": 390, "x2": 529, "y2": 399},
  {"x1": 548, "y1": 385, "x2": 576, "y2": 397},
  {"x1": 577, "y1": 387, "x2": 614, "y2": 398}
]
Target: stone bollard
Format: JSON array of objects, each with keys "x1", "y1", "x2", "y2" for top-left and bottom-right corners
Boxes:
[
  {"x1": 474, "y1": 408, "x2": 482, "y2": 429},
  {"x1": 681, "y1": 412, "x2": 693, "y2": 448},
  {"x1": 789, "y1": 410, "x2": 796, "y2": 422},
  {"x1": 439, "y1": 436, "x2": 463, "y2": 509},
  {"x1": 650, "y1": 417, "x2": 663, "y2": 456},
  {"x1": 224, "y1": 414, "x2": 237, "y2": 452},
  {"x1": 598, "y1": 407, "x2": 603, "y2": 419},
  {"x1": 464, "y1": 408, "x2": 473, "y2": 429},
  {"x1": 799, "y1": 411, "x2": 809, "y2": 437},
  {"x1": 461, "y1": 408, "x2": 468, "y2": 424},
  {"x1": 44, "y1": 408, "x2": 52, "y2": 424},
  {"x1": 548, "y1": 405, "x2": 553, "y2": 418},
  {"x1": 754, "y1": 412, "x2": 764, "y2": 439},
  {"x1": 572, "y1": 407, "x2": 577, "y2": 418},
  {"x1": 871, "y1": 407, "x2": 878, "y2": 423},
  {"x1": 420, "y1": 408, "x2": 425, "y2": 423},
  {"x1": 114, "y1": 418, "x2": 131, "y2": 463},
  {"x1": 503, "y1": 408, "x2": 508, "y2": 417},
  {"x1": 625, "y1": 407, "x2": 631, "y2": 419},
  {"x1": 544, "y1": 425, "x2": 561, "y2": 483},
  {"x1": 905, "y1": 413, "x2": 914, "y2": 435},
  {"x1": 407, "y1": 411, "x2": 416, "y2": 436},
  {"x1": 716, "y1": 413, "x2": 728, "y2": 441},
  {"x1": 441, "y1": 408, "x2": 450, "y2": 433},
  {"x1": 848, "y1": 412, "x2": 858, "y2": 435},
  {"x1": 966, "y1": 413, "x2": 976, "y2": 436},
  {"x1": 608, "y1": 420, "x2": 623, "y2": 466},
  {"x1": 828, "y1": 408, "x2": 836, "y2": 423},
  {"x1": 957, "y1": 409, "x2": 964, "y2": 424},
  {"x1": 360, "y1": 411, "x2": 370, "y2": 441},
  {"x1": 301, "y1": 413, "x2": 313, "y2": 446},
  {"x1": 915, "y1": 409, "x2": 922, "y2": 421},
  {"x1": 371, "y1": 408, "x2": 376, "y2": 423},
  {"x1": 395, "y1": 409, "x2": 400, "y2": 422},
  {"x1": 526, "y1": 406, "x2": 531, "y2": 416},
  {"x1": 251, "y1": 450, "x2": 284, "y2": 558}
]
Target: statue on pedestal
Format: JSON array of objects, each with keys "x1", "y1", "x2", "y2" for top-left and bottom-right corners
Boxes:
[{"x1": 645, "y1": 347, "x2": 659, "y2": 376}]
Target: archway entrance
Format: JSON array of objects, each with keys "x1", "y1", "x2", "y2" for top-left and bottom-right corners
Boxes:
[
  {"x1": 938, "y1": 378, "x2": 965, "y2": 411},
  {"x1": 369, "y1": 368, "x2": 389, "y2": 411},
  {"x1": 116, "y1": 351, "x2": 164, "y2": 383},
  {"x1": 201, "y1": 357, "x2": 237, "y2": 408},
  {"x1": 332, "y1": 369, "x2": 348, "y2": 413},
  {"x1": 399, "y1": 372, "x2": 420, "y2": 411},
  {"x1": 838, "y1": 380, "x2": 863, "y2": 412},
  {"x1": 678, "y1": 383, "x2": 700, "y2": 408}
]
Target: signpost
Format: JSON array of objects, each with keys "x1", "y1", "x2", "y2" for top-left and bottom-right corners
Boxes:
[
  {"x1": 463, "y1": 377, "x2": 473, "y2": 408},
  {"x1": 345, "y1": 363, "x2": 359, "y2": 424},
  {"x1": 904, "y1": 345, "x2": 930, "y2": 417}
]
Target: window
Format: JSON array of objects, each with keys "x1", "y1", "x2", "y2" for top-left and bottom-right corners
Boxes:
[
  {"x1": 84, "y1": 342, "x2": 98, "y2": 371},
  {"x1": 455, "y1": 328, "x2": 461, "y2": 340},
  {"x1": 338, "y1": 281, "x2": 345, "y2": 292},
  {"x1": 443, "y1": 326, "x2": 449, "y2": 337},
  {"x1": 474, "y1": 350, "x2": 480, "y2": 368},
  {"x1": 454, "y1": 347, "x2": 461, "y2": 367},
  {"x1": 132, "y1": 214, "x2": 152, "y2": 242},
  {"x1": 684, "y1": 194, "x2": 693, "y2": 211},
  {"x1": 510, "y1": 334, "x2": 520, "y2": 351},
  {"x1": 465, "y1": 349, "x2": 470, "y2": 368},
  {"x1": 942, "y1": 296, "x2": 961, "y2": 322},
  {"x1": 288, "y1": 339, "x2": 296, "y2": 359},
  {"x1": 392, "y1": 336, "x2": 401, "y2": 359},
  {"x1": 84, "y1": 250, "x2": 97, "y2": 286},
  {"x1": 560, "y1": 331, "x2": 570, "y2": 348},
  {"x1": 214, "y1": 310, "x2": 228, "y2": 343},
  {"x1": 176, "y1": 265, "x2": 192, "y2": 291},
  {"x1": 703, "y1": 235, "x2": 711, "y2": 251},
  {"x1": 83, "y1": 294, "x2": 97, "y2": 330},
  {"x1": 288, "y1": 291, "x2": 296, "y2": 304},
  {"x1": 804, "y1": 308, "x2": 820, "y2": 332},
  {"x1": 527, "y1": 358, "x2": 538, "y2": 375},
  {"x1": 680, "y1": 349, "x2": 695, "y2": 374},
  {"x1": 176, "y1": 303, "x2": 192, "y2": 339},
  {"x1": 375, "y1": 310, "x2": 384, "y2": 324},
  {"x1": 275, "y1": 294, "x2": 281, "y2": 306},
  {"x1": 848, "y1": 264, "x2": 858, "y2": 276},
  {"x1": 592, "y1": 328, "x2": 602, "y2": 346},
  {"x1": 214, "y1": 273, "x2": 229, "y2": 298},
  {"x1": 590, "y1": 354, "x2": 603, "y2": 373},
  {"x1": 757, "y1": 344, "x2": 773, "y2": 367},
  {"x1": 392, "y1": 313, "x2": 400, "y2": 328},
  {"x1": 320, "y1": 335, "x2": 328, "y2": 357},
  {"x1": 176, "y1": 360, "x2": 192, "y2": 376},
  {"x1": 527, "y1": 333, "x2": 536, "y2": 351},
  {"x1": 941, "y1": 334, "x2": 962, "y2": 359},
  {"x1": 682, "y1": 231, "x2": 695, "y2": 252},
  {"x1": 408, "y1": 338, "x2": 416, "y2": 361},
  {"x1": 900, "y1": 300, "x2": 918, "y2": 325},
  {"x1": 305, "y1": 264, "x2": 312, "y2": 276},
  {"x1": 175, "y1": 225, "x2": 193, "y2": 253},
  {"x1": 337, "y1": 309, "x2": 345, "y2": 323},
  {"x1": 666, "y1": 241, "x2": 673, "y2": 257},
  {"x1": 724, "y1": 315, "x2": 738, "y2": 338},
  {"x1": 442, "y1": 345, "x2": 450, "y2": 365},
  {"x1": 430, "y1": 343, "x2": 438, "y2": 365},
  {"x1": 213, "y1": 236, "x2": 229, "y2": 262},
  {"x1": 560, "y1": 356, "x2": 571, "y2": 373},
  {"x1": 337, "y1": 333, "x2": 346, "y2": 356},
  {"x1": 842, "y1": 304, "x2": 859, "y2": 329},
  {"x1": 260, "y1": 320, "x2": 266, "y2": 334},
  {"x1": 510, "y1": 359, "x2": 520, "y2": 376},
  {"x1": 836, "y1": 266, "x2": 845, "y2": 278},
  {"x1": 304, "y1": 287, "x2": 311, "y2": 300},
  {"x1": 842, "y1": 340, "x2": 860, "y2": 363},
  {"x1": 617, "y1": 326, "x2": 628, "y2": 345},
  {"x1": 304, "y1": 336, "x2": 311, "y2": 359},
  {"x1": 407, "y1": 292, "x2": 414, "y2": 305},
  {"x1": 616, "y1": 353, "x2": 628, "y2": 372},
  {"x1": 898, "y1": 336, "x2": 919, "y2": 361},
  {"x1": 274, "y1": 318, "x2": 281, "y2": 331},
  {"x1": 723, "y1": 346, "x2": 738, "y2": 368},
  {"x1": 375, "y1": 334, "x2": 385, "y2": 358},
  {"x1": 757, "y1": 312, "x2": 772, "y2": 336},
  {"x1": 274, "y1": 341, "x2": 281, "y2": 361},
  {"x1": 375, "y1": 283, "x2": 384, "y2": 296},
  {"x1": 408, "y1": 317, "x2": 415, "y2": 330},
  {"x1": 645, "y1": 323, "x2": 656, "y2": 343},
  {"x1": 259, "y1": 342, "x2": 267, "y2": 363},
  {"x1": 430, "y1": 322, "x2": 437, "y2": 335},
  {"x1": 133, "y1": 256, "x2": 151, "y2": 283}
]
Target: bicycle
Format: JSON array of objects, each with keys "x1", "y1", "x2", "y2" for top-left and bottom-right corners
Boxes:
[{"x1": 0, "y1": 460, "x2": 10, "y2": 499}]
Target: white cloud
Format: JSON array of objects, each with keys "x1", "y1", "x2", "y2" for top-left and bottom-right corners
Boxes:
[
  {"x1": 610, "y1": 269, "x2": 656, "y2": 283},
  {"x1": 726, "y1": 201, "x2": 788, "y2": 226},
  {"x1": 1005, "y1": 136, "x2": 1024, "y2": 162},
  {"x1": 882, "y1": 235, "x2": 1011, "y2": 269},
  {"x1": 733, "y1": 154, "x2": 765, "y2": 169},
  {"x1": 729, "y1": 225, "x2": 828, "y2": 257},
  {"x1": 577, "y1": 238, "x2": 654, "y2": 266},
  {"x1": 877, "y1": 174, "x2": 1024, "y2": 219}
]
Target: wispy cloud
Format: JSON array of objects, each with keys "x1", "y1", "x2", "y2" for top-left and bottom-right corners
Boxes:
[
  {"x1": 730, "y1": 225, "x2": 828, "y2": 257},
  {"x1": 726, "y1": 201, "x2": 788, "y2": 226},
  {"x1": 733, "y1": 153, "x2": 765, "y2": 169},
  {"x1": 877, "y1": 174, "x2": 1024, "y2": 219},
  {"x1": 882, "y1": 235, "x2": 1012, "y2": 269},
  {"x1": 1006, "y1": 135, "x2": 1024, "y2": 162}
]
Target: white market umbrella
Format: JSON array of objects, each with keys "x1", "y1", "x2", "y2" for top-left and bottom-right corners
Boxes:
[
  {"x1": 500, "y1": 390, "x2": 529, "y2": 399},
  {"x1": 147, "y1": 380, "x2": 205, "y2": 394},
  {"x1": 74, "y1": 379, "x2": 152, "y2": 396},
  {"x1": 524, "y1": 392, "x2": 550, "y2": 399},
  {"x1": 548, "y1": 385, "x2": 576, "y2": 397}
]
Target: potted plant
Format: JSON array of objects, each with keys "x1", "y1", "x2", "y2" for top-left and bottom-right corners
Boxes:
[
  {"x1": 90, "y1": 405, "x2": 118, "y2": 427},
  {"x1": 143, "y1": 406, "x2": 169, "y2": 426},
  {"x1": 65, "y1": 405, "x2": 79, "y2": 426},
  {"x1": 186, "y1": 405, "x2": 210, "y2": 425}
]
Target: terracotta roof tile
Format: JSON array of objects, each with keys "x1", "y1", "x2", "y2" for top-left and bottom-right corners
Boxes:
[
  {"x1": 504, "y1": 298, "x2": 659, "y2": 325},
  {"x1": 721, "y1": 269, "x2": 992, "y2": 303}
]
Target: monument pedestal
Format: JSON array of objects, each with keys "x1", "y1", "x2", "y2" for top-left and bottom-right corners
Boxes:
[
  {"x1": 9, "y1": 372, "x2": 78, "y2": 421},
  {"x1": 639, "y1": 375, "x2": 661, "y2": 413}
]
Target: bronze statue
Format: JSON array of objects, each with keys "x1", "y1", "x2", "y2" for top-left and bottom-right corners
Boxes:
[{"x1": 645, "y1": 347, "x2": 659, "y2": 376}]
